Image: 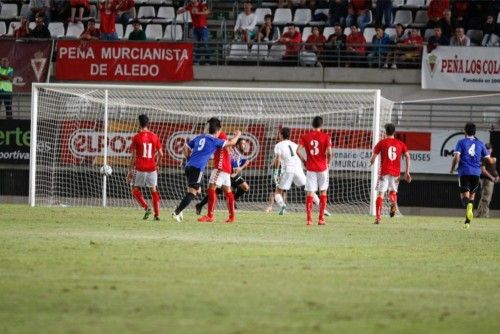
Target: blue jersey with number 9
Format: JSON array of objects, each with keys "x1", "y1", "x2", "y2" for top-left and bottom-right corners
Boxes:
[
  {"x1": 454, "y1": 137, "x2": 488, "y2": 176},
  {"x1": 186, "y1": 134, "x2": 226, "y2": 170}
]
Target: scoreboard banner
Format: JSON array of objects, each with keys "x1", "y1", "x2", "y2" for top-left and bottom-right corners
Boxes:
[
  {"x1": 58, "y1": 121, "x2": 266, "y2": 168},
  {"x1": 55, "y1": 40, "x2": 193, "y2": 82},
  {"x1": 422, "y1": 46, "x2": 500, "y2": 91},
  {"x1": 0, "y1": 39, "x2": 52, "y2": 93}
]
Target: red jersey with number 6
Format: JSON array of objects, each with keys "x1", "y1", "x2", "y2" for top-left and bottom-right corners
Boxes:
[
  {"x1": 300, "y1": 130, "x2": 332, "y2": 172},
  {"x1": 213, "y1": 131, "x2": 232, "y2": 173},
  {"x1": 373, "y1": 137, "x2": 408, "y2": 177},
  {"x1": 130, "y1": 130, "x2": 161, "y2": 172}
]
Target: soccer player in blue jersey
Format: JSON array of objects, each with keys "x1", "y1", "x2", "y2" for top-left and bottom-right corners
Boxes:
[
  {"x1": 172, "y1": 119, "x2": 241, "y2": 222},
  {"x1": 450, "y1": 122, "x2": 493, "y2": 228}
]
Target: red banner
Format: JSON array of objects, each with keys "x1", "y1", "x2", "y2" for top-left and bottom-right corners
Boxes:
[
  {"x1": 59, "y1": 122, "x2": 266, "y2": 168},
  {"x1": 55, "y1": 40, "x2": 193, "y2": 82},
  {"x1": 0, "y1": 39, "x2": 52, "y2": 93}
]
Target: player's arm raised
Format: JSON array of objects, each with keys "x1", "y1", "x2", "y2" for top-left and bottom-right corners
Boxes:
[
  {"x1": 404, "y1": 151, "x2": 412, "y2": 183},
  {"x1": 224, "y1": 130, "x2": 242, "y2": 148}
]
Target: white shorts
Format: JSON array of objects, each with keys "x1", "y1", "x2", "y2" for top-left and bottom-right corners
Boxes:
[
  {"x1": 209, "y1": 169, "x2": 231, "y2": 188},
  {"x1": 305, "y1": 170, "x2": 329, "y2": 192},
  {"x1": 134, "y1": 171, "x2": 158, "y2": 188},
  {"x1": 376, "y1": 175, "x2": 399, "y2": 193},
  {"x1": 278, "y1": 169, "x2": 306, "y2": 190}
]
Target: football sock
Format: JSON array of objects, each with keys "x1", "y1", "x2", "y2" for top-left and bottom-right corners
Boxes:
[
  {"x1": 132, "y1": 188, "x2": 148, "y2": 210},
  {"x1": 207, "y1": 188, "x2": 217, "y2": 218},
  {"x1": 234, "y1": 187, "x2": 247, "y2": 201},
  {"x1": 376, "y1": 196, "x2": 383, "y2": 221},
  {"x1": 175, "y1": 192, "x2": 195, "y2": 215},
  {"x1": 388, "y1": 191, "x2": 397, "y2": 204},
  {"x1": 306, "y1": 195, "x2": 314, "y2": 222},
  {"x1": 152, "y1": 191, "x2": 160, "y2": 217},
  {"x1": 225, "y1": 191, "x2": 235, "y2": 219},
  {"x1": 319, "y1": 194, "x2": 327, "y2": 220},
  {"x1": 312, "y1": 193, "x2": 320, "y2": 206},
  {"x1": 198, "y1": 195, "x2": 209, "y2": 209},
  {"x1": 461, "y1": 197, "x2": 468, "y2": 207},
  {"x1": 274, "y1": 193, "x2": 285, "y2": 207}
]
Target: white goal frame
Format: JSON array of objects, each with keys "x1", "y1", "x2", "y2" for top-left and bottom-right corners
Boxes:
[{"x1": 29, "y1": 83, "x2": 383, "y2": 215}]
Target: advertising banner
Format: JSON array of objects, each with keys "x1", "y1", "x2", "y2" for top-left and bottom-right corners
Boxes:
[
  {"x1": 0, "y1": 40, "x2": 52, "y2": 93},
  {"x1": 422, "y1": 46, "x2": 500, "y2": 91},
  {"x1": 55, "y1": 40, "x2": 193, "y2": 82},
  {"x1": 0, "y1": 120, "x2": 30, "y2": 164}
]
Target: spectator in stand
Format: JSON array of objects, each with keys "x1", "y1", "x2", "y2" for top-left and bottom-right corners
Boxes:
[
  {"x1": 13, "y1": 17, "x2": 31, "y2": 38},
  {"x1": 328, "y1": 0, "x2": 348, "y2": 27},
  {"x1": 325, "y1": 23, "x2": 346, "y2": 66},
  {"x1": 234, "y1": 1, "x2": 257, "y2": 43},
  {"x1": 367, "y1": 26, "x2": 391, "y2": 68},
  {"x1": 450, "y1": 26, "x2": 470, "y2": 46},
  {"x1": 439, "y1": 9, "x2": 457, "y2": 39},
  {"x1": 29, "y1": 0, "x2": 51, "y2": 23},
  {"x1": 0, "y1": 57, "x2": 13, "y2": 120},
  {"x1": 30, "y1": 14, "x2": 51, "y2": 38},
  {"x1": 426, "y1": 0, "x2": 450, "y2": 29},
  {"x1": 374, "y1": 0, "x2": 392, "y2": 28},
  {"x1": 304, "y1": 26, "x2": 326, "y2": 54},
  {"x1": 346, "y1": 0, "x2": 371, "y2": 32},
  {"x1": 427, "y1": 26, "x2": 450, "y2": 52},
  {"x1": 452, "y1": 0, "x2": 469, "y2": 29},
  {"x1": 98, "y1": 0, "x2": 119, "y2": 40},
  {"x1": 481, "y1": 14, "x2": 499, "y2": 47},
  {"x1": 345, "y1": 24, "x2": 366, "y2": 67},
  {"x1": 70, "y1": 0, "x2": 89, "y2": 23},
  {"x1": 384, "y1": 23, "x2": 405, "y2": 69},
  {"x1": 257, "y1": 14, "x2": 279, "y2": 42},
  {"x1": 51, "y1": 0, "x2": 69, "y2": 22},
  {"x1": 476, "y1": 143, "x2": 498, "y2": 218},
  {"x1": 177, "y1": 0, "x2": 210, "y2": 64},
  {"x1": 80, "y1": 18, "x2": 100, "y2": 40},
  {"x1": 128, "y1": 18, "x2": 145, "y2": 40},
  {"x1": 397, "y1": 28, "x2": 424, "y2": 68},
  {"x1": 115, "y1": 0, "x2": 136, "y2": 26},
  {"x1": 279, "y1": 23, "x2": 302, "y2": 63}
]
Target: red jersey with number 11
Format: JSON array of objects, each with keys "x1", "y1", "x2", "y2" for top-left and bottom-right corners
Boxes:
[
  {"x1": 300, "y1": 130, "x2": 332, "y2": 172},
  {"x1": 130, "y1": 130, "x2": 161, "y2": 172},
  {"x1": 373, "y1": 137, "x2": 408, "y2": 177}
]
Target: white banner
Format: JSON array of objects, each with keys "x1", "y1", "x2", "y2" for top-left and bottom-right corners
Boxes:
[
  {"x1": 422, "y1": 46, "x2": 500, "y2": 91},
  {"x1": 331, "y1": 129, "x2": 489, "y2": 174}
]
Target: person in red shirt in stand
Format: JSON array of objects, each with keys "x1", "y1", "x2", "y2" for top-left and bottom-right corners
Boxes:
[
  {"x1": 345, "y1": 24, "x2": 366, "y2": 67},
  {"x1": 197, "y1": 118, "x2": 237, "y2": 223},
  {"x1": 177, "y1": 0, "x2": 210, "y2": 64},
  {"x1": 80, "y1": 18, "x2": 100, "y2": 40},
  {"x1": 114, "y1": 0, "x2": 136, "y2": 26},
  {"x1": 397, "y1": 28, "x2": 424, "y2": 67},
  {"x1": 426, "y1": 0, "x2": 450, "y2": 29},
  {"x1": 70, "y1": 0, "x2": 90, "y2": 23},
  {"x1": 13, "y1": 17, "x2": 31, "y2": 38},
  {"x1": 305, "y1": 26, "x2": 326, "y2": 54},
  {"x1": 296, "y1": 116, "x2": 333, "y2": 226},
  {"x1": 127, "y1": 114, "x2": 164, "y2": 221},
  {"x1": 369, "y1": 123, "x2": 411, "y2": 225},
  {"x1": 98, "y1": 0, "x2": 119, "y2": 40},
  {"x1": 279, "y1": 23, "x2": 302, "y2": 64}
]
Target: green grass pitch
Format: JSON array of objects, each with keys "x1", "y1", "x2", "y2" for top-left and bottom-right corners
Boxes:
[{"x1": 1, "y1": 204, "x2": 500, "y2": 334}]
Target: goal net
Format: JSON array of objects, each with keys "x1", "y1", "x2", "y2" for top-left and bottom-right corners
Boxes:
[{"x1": 30, "y1": 84, "x2": 394, "y2": 215}]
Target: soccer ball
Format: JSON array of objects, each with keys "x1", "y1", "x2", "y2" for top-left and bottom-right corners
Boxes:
[{"x1": 100, "y1": 164, "x2": 113, "y2": 176}]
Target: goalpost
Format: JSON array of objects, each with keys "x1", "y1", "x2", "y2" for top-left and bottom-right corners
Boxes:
[{"x1": 29, "y1": 84, "x2": 394, "y2": 216}]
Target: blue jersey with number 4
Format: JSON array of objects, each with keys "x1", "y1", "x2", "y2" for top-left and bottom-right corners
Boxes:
[
  {"x1": 454, "y1": 137, "x2": 488, "y2": 176},
  {"x1": 186, "y1": 134, "x2": 226, "y2": 170}
]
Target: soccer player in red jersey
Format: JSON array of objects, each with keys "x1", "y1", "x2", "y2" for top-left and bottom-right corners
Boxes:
[
  {"x1": 296, "y1": 116, "x2": 333, "y2": 226},
  {"x1": 127, "y1": 114, "x2": 164, "y2": 220},
  {"x1": 369, "y1": 123, "x2": 412, "y2": 224},
  {"x1": 197, "y1": 118, "x2": 237, "y2": 223}
]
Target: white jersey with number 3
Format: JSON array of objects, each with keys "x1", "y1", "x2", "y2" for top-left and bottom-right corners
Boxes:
[{"x1": 274, "y1": 140, "x2": 303, "y2": 172}]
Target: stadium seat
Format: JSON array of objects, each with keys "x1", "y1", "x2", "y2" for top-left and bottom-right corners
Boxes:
[
  {"x1": 261, "y1": 1, "x2": 279, "y2": 8},
  {"x1": 412, "y1": 10, "x2": 429, "y2": 28},
  {"x1": 0, "y1": 3, "x2": 18, "y2": 19},
  {"x1": 322, "y1": 26, "x2": 334, "y2": 39},
  {"x1": 66, "y1": 22, "x2": 84, "y2": 38},
  {"x1": 255, "y1": 8, "x2": 272, "y2": 25},
  {"x1": 163, "y1": 24, "x2": 182, "y2": 40},
  {"x1": 175, "y1": 11, "x2": 191, "y2": 24},
  {"x1": 124, "y1": 24, "x2": 134, "y2": 39},
  {"x1": 249, "y1": 43, "x2": 269, "y2": 60},
  {"x1": 363, "y1": 27, "x2": 376, "y2": 42},
  {"x1": 497, "y1": 12, "x2": 500, "y2": 23},
  {"x1": 267, "y1": 43, "x2": 286, "y2": 60},
  {"x1": 0, "y1": 22, "x2": 5, "y2": 36},
  {"x1": 393, "y1": 0, "x2": 405, "y2": 8},
  {"x1": 137, "y1": 6, "x2": 156, "y2": 23},
  {"x1": 145, "y1": 24, "x2": 163, "y2": 40},
  {"x1": 393, "y1": 10, "x2": 413, "y2": 26},
  {"x1": 403, "y1": 0, "x2": 426, "y2": 8},
  {"x1": 29, "y1": 22, "x2": 36, "y2": 30},
  {"x1": 344, "y1": 27, "x2": 352, "y2": 36},
  {"x1": 7, "y1": 21, "x2": 17, "y2": 36},
  {"x1": 115, "y1": 23, "x2": 124, "y2": 39},
  {"x1": 48, "y1": 22, "x2": 65, "y2": 38},
  {"x1": 301, "y1": 26, "x2": 311, "y2": 42},
  {"x1": 153, "y1": 6, "x2": 175, "y2": 23},
  {"x1": 20, "y1": 4, "x2": 30, "y2": 18},
  {"x1": 310, "y1": 8, "x2": 328, "y2": 26},
  {"x1": 466, "y1": 29, "x2": 483, "y2": 45},
  {"x1": 273, "y1": 8, "x2": 292, "y2": 25},
  {"x1": 385, "y1": 27, "x2": 396, "y2": 39},
  {"x1": 227, "y1": 43, "x2": 249, "y2": 60},
  {"x1": 293, "y1": 8, "x2": 311, "y2": 25},
  {"x1": 424, "y1": 28, "x2": 434, "y2": 41}
]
